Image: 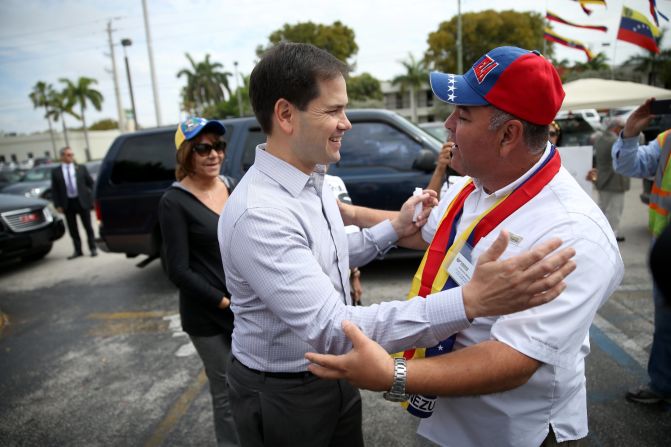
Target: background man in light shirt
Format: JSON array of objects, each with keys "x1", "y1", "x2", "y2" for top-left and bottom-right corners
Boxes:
[
  {"x1": 218, "y1": 42, "x2": 577, "y2": 447},
  {"x1": 307, "y1": 47, "x2": 623, "y2": 447}
]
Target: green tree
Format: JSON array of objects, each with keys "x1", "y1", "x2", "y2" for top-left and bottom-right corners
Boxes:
[
  {"x1": 425, "y1": 10, "x2": 549, "y2": 73},
  {"x1": 46, "y1": 89, "x2": 78, "y2": 147},
  {"x1": 177, "y1": 53, "x2": 232, "y2": 115},
  {"x1": 29, "y1": 81, "x2": 58, "y2": 158},
  {"x1": 347, "y1": 72, "x2": 382, "y2": 101},
  {"x1": 89, "y1": 118, "x2": 119, "y2": 131},
  {"x1": 258, "y1": 21, "x2": 358, "y2": 64},
  {"x1": 203, "y1": 75, "x2": 253, "y2": 119},
  {"x1": 572, "y1": 52, "x2": 610, "y2": 73},
  {"x1": 60, "y1": 77, "x2": 104, "y2": 152},
  {"x1": 392, "y1": 54, "x2": 428, "y2": 123}
]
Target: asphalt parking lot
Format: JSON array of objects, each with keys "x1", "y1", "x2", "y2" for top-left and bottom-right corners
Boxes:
[{"x1": 1, "y1": 182, "x2": 671, "y2": 446}]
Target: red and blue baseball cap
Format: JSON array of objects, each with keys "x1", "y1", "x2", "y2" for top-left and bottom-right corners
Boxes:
[
  {"x1": 430, "y1": 46, "x2": 565, "y2": 126},
  {"x1": 174, "y1": 117, "x2": 225, "y2": 150}
]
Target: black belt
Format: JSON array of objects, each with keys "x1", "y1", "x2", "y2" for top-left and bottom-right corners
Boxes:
[{"x1": 231, "y1": 355, "x2": 313, "y2": 379}]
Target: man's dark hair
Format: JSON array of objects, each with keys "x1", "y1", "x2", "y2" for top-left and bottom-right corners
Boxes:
[{"x1": 249, "y1": 42, "x2": 349, "y2": 134}]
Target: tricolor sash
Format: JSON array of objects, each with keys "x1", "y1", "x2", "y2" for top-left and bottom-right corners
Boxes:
[{"x1": 399, "y1": 147, "x2": 562, "y2": 418}]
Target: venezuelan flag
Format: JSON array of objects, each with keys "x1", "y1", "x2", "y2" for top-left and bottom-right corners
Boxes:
[
  {"x1": 546, "y1": 10, "x2": 607, "y2": 32},
  {"x1": 617, "y1": 6, "x2": 661, "y2": 54},
  {"x1": 544, "y1": 28, "x2": 594, "y2": 61}
]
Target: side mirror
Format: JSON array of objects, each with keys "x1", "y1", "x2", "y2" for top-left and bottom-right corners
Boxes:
[{"x1": 412, "y1": 149, "x2": 437, "y2": 172}]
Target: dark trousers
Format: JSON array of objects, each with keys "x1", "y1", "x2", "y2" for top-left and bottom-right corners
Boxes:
[
  {"x1": 228, "y1": 356, "x2": 364, "y2": 447},
  {"x1": 65, "y1": 198, "x2": 95, "y2": 254}
]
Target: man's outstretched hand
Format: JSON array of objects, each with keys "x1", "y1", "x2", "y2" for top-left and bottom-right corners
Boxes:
[
  {"x1": 306, "y1": 321, "x2": 393, "y2": 391},
  {"x1": 462, "y1": 231, "x2": 576, "y2": 320}
]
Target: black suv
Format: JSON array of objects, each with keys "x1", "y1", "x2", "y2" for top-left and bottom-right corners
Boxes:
[{"x1": 95, "y1": 109, "x2": 443, "y2": 264}]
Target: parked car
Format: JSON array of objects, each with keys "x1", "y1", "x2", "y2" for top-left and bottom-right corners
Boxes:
[
  {"x1": 0, "y1": 169, "x2": 24, "y2": 190},
  {"x1": 95, "y1": 109, "x2": 443, "y2": 264},
  {"x1": 1, "y1": 164, "x2": 60, "y2": 201},
  {"x1": 419, "y1": 121, "x2": 449, "y2": 142},
  {"x1": 556, "y1": 109, "x2": 601, "y2": 129},
  {"x1": 0, "y1": 193, "x2": 65, "y2": 263},
  {"x1": 554, "y1": 115, "x2": 598, "y2": 147},
  {"x1": 85, "y1": 160, "x2": 102, "y2": 183}
]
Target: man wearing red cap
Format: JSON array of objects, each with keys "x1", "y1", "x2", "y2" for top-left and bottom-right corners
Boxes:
[{"x1": 307, "y1": 47, "x2": 624, "y2": 446}]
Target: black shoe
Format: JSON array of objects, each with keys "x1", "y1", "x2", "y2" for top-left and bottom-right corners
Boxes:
[
  {"x1": 626, "y1": 386, "x2": 669, "y2": 404},
  {"x1": 67, "y1": 252, "x2": 83, "y2": 260},
  {"x1": 90, "y1": 251, "x2": 98, "y2": 257},
  {"x1": 616, "y1": 236, "x2": 626, "y2": 242}
]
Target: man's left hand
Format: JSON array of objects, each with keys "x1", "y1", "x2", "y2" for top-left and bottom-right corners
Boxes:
[
  {"x1": 391, "y1": 189, "x2": 438, "y2": 238},
  {"x1": 305, "y1": 320, "x2": 393, "y2": 390}
]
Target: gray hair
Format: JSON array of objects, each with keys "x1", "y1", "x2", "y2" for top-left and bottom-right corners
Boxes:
[
  {"x1": 488, "y1": 107, "x2": 548, "y2": 154},
  {"x1": 603, "y1": 117, "x2": 625, "y2": 131},
  {"x1": 59, "y1": 146, "x2": 72, "y2": 157}
]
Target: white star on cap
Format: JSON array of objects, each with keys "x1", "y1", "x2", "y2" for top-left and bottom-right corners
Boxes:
[
  {"x1": 448, "y1": 93, "x2": 456, "y2": 101},
  {"x1": 448, "y1": 85, "x2": 456, "y2": 92},
  {"x1": 437, "y1": 344, "x2": 444, "y2": 351}
]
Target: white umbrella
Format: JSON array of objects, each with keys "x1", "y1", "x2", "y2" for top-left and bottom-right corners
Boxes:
[{"x1": 560, "y1": 78, "x2": 671, "y2": 111}]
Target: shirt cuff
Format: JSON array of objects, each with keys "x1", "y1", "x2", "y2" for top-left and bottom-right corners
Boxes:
[
  {"x1": 425, "y1": 287, "x2": 470, "y2": 340},
  {"x1": 368, "y1": 219, "x2": 398, "y2": 255}
]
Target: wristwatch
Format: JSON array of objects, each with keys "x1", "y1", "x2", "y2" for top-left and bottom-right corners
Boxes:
[{"x1": 383, "y1": 357, "x2": 410, "y2": 402}]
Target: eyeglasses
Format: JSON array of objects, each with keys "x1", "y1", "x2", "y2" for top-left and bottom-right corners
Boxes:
[
  {"x1": 549, "y1": 131, "x2": 558, "y2": 137},
  {"x1": 192, "y1": 141, "x2": 226, "y2": 156}
]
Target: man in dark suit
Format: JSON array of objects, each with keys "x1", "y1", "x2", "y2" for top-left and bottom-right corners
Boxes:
[{"x1": 51, "y1": 146, "x2": 97, "y2": 259}]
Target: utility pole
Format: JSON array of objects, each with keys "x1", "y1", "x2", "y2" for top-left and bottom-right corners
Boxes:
[
  {"x1": 106, "y1": 20, "x2": 125, "y2": 132},
  {"x1": 234, "y1": 61, "x2": 244, "y2": 117},
  {"x1": 121, "y1": 39, "x2": 139, "y2": 131},
  {"x1": 457, "y1": 0, "x2": 463, "y2": 74},
  {"x1": 142, "y1": 0, "x2": 162, "y2": 126}
]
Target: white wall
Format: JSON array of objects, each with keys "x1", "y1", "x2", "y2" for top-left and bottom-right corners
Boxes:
[{"x1": 0, "y1": 129, "x2": 120, "y2": 163}]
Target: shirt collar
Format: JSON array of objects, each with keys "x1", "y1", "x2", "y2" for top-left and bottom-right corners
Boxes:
[
  {"x1": 253, "y1": 144, "x2": 327, "y2": 198},
  {"x1": 472, "y1": 142, "x2": 552, "y2": 199}
]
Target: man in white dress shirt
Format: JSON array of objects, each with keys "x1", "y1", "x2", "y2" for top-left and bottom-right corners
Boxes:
[{"x1": 307, "y1": 47, "x2": 623, "y2": 446}]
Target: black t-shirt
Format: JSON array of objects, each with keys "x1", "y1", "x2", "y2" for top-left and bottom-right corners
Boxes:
[
  {"x1": 158, "y1": 180, "x2": 234, "y2": 336},
  {"x1": 650, "y1": 224, "x2": 671, "y2": 304}
]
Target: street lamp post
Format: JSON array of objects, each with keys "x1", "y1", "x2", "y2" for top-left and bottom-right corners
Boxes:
[
  {"x1": 234, "y1": 61, "x2": 244, "y2": 117},
  {"x1": 121, "y1": 38, "x2": 139, "y2": 130}
]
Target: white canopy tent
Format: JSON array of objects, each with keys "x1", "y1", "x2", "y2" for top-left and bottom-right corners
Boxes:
[{"x1": 560, "y1": 78, "x2": 671, "y2": 111}]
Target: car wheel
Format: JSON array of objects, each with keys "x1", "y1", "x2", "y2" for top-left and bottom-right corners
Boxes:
[{"x1": 22, "y1": 244, "x2": 53, "y2": 262}]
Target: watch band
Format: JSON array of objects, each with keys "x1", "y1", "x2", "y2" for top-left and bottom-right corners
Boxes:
[{"x1": 383, "y1": 357, "x2": 409, "y2": 402}]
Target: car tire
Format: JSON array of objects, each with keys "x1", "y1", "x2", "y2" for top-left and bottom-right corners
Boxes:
[{"x1": 22, "y1": 244, "x2": 53, "y2": 262}]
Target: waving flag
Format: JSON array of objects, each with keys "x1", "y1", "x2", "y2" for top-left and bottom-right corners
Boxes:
[
  {"x1": 649, "y1": 0, "x2": 669, "y2": 26},
  {"x1": 617, "y1": 6, "x2": 661, "y2": 54},
  {"x1": 546, "y1": 10, "x2": 607, "y2": 32},
  {"x1": 544, "y1": 28, "x2": 594, "y2": 61},
  {"x1": 572, "y1": 0, "x2": 607, "y2": 16}
]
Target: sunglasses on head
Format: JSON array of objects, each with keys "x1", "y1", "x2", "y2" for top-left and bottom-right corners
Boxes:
[{"x1": 192, "y1": 141, "x2": 226, "y2": 156}]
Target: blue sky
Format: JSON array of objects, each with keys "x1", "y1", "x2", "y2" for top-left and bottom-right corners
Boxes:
[{"x1": 1, "y1": 0, "x2": 669, "y2": 134}]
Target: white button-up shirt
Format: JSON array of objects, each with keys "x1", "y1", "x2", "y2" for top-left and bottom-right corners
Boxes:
[
  {"x1": 417, "y1": 144, "x2": 624, "y2": 446},
  {"x1": 61, "y1": 163, "x2": 78, "y2": 198},
  {"x1": 218, "y1": 146, "x2": 470, "y2": 372}
]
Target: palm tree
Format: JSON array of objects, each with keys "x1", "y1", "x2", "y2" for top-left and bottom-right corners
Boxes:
[
  {"x1": 177, "y1": 53, "x2": 232, "y2": 115},
  {"x1": 622, "y1": 30, "x2": 669, "y2": 85},
  {"x1": 392, "y1": 53, "x2": 428, "y2": 123},
  {"x1": 60, "y1": 77, "x2": 103, "y2": 153},
  {"x1": 29, "y1": 81, "x2": 58, "y2": 158},
  {"x1": 572, "y1": 52, "x2": 610, "y2": 73},
  {"x1": 46, "y1": 89, "x2": 78, "y2": 148}
]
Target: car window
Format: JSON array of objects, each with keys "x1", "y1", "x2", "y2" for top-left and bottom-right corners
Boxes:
[
  {"x1": 110, "y1": 132, "x2": 175, "y2": 184},
  {"x1": 240, "y1": 127, "x2": 266, "y2": 172},
  {"x1": 338, "y1": 122, "x2": 423, "y2": 170},
  {"x1": 23, "y1": 167, "x2": 52, "y2": 181}
]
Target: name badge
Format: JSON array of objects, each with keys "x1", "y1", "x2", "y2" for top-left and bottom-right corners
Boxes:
[{"x1": 446, "y1": 244, "x2": 475, "y2": 286}]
